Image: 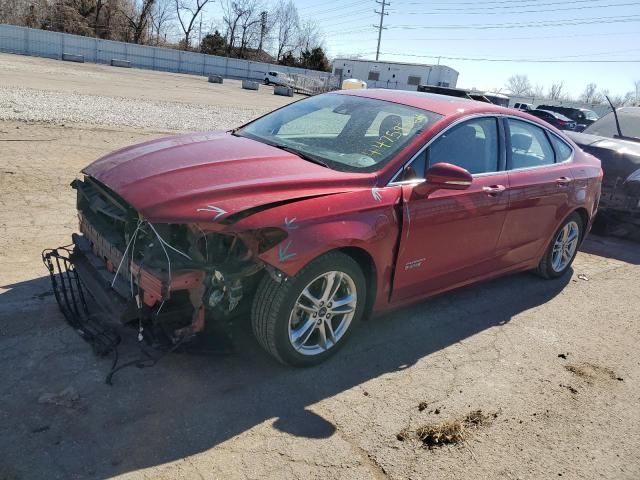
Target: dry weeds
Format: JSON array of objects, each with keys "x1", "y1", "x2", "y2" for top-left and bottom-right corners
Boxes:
[
  {"x1": 565, "y1": 362, "x2": 623, "y2": 383},
  {"x1": 399, "y1": 410, "x2": 497, "y2": 448}
]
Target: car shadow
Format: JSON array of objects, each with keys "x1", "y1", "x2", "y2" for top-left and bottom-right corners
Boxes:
[
  {"x1": 580, "y1": 233, "x2": 640, "y2": 265},
  {"x1": 0, "y1": 268, "x2": 571, "y2": 479}
]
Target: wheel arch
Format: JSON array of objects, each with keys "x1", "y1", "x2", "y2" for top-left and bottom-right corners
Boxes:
[
  {"x1": 337, "y1": 246, "x2": 377, "y2": 321},
  {"x1": 573, "y1": 207, "x2": 589, "y2": 238}
]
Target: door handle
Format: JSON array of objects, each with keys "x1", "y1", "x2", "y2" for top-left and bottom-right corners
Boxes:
[
  {"x1": 482, "y1": 184, "x2": 506, "y2": 195},
  {"x1": 556, "y1": 176, "x2": 572, "y2": 186}
]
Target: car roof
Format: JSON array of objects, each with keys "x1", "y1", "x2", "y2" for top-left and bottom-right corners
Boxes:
[
  {"x1": 535, "y1": 109, "x2": 572, "y2": 120},
  {"x1": 336, "y1": 89, "x2": 515, "y2": 117}
]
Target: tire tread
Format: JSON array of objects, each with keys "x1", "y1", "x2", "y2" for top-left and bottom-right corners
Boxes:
[{"x1": 251, "y1": 251, "x2": 363, "y2": 365}]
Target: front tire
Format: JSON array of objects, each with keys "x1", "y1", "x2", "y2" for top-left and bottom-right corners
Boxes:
[
  {"x1": 251, "y1": 251, "x2": 366, "y2": 366},
  {"x1": 536, "y1": 212, "x2": 583, "y2": 279}
]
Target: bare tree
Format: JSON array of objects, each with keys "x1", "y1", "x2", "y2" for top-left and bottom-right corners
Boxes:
[
  {"x1": 237, "y1": 0, "x2": 263, "y2": 57},
  {"x1": 121, "y1": 0, "x2": 156, "y2": 44},
  {"x1": 532, "y1": 83, "x2": 545, "y2": 99},
  {"x1": 635, "y1": 80, "x2": 640, "y2": 104},
  {"x1": 297, "y1": 19, "x2": 322, "y2": 54},
  {"x1": 607, "y1": 94, "x2": 626, "y2": 108},
  {"x1": 221, "y1": 0, "x2": 247, "y2": 54},
  {"x1": 175, "y1": 0, "x2": 211, "y2": 49},
  {"x1": 150, "y1": 0, "x2": 174, "y2": 44},
  {"x1": 580, "y1": 83, "x2": 598, "y2": 104},
  {"x1": 623, "y1": 91, "x2": 635, "y2": 106},
  {"x1": 548, "y1": 81, "x2": 565, "y2": 100},
  {"x1": 505, "y1": 74, "x2": 532, "y2": 95},
  {"x1": 274, "y1": 0, "x2": 298, "y2": 61}
]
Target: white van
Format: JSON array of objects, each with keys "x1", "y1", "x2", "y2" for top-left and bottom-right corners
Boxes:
[{"x1": 264, "y1": 71, "x2": 293, "y2": 87}]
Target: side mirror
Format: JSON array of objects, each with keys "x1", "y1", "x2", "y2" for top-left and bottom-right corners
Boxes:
[{"x1": 414, "y1": 162, "x2": 472, "y2": 196}]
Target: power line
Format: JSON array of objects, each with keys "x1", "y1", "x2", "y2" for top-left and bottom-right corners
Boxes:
[
  {"x1": 297, "y1": 0, "x2": 371, "y2": 15},
  {"x1": 378, "y1": 52, "x2": 640, "y2": 63},
  {"x1": 388, "y1": 14, "x2": 640, "y2": 30},
  {"x1": 402, "y1": 1, "x2": 640, "y2": 15},
  {"x1": 408, "y1": 30, "x2": 640, "y2": 42},
  {"x1": 404, "y1": 0, "x2": 622, "y2": 6},
  {"x1": 373, "y1": 0, "x2": 390, "y2": 61},
  {"x1": 313, "y1": 7, "x2": 377, "y2": 22}
]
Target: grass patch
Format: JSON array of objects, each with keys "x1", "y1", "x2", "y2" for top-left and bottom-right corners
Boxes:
[
  {"x1": 400, "y1": 410, "x2": 497, "y2": 448},
  {"x1": 565, "y1": 362, "x2": 623, "y2": 383}
]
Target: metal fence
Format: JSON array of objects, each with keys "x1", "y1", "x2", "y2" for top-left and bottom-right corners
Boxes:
[{"x1": 0, "y1": 24, "x2": 338, "y2": 94}]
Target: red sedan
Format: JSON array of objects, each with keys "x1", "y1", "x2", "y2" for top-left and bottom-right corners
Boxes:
[{"x1": 50, "y1": 90, "x2": 602, "y2": 366}]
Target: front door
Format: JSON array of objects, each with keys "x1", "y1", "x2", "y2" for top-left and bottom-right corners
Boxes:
[{"x1": 392, "y1": 116, "x2": 510, "y2": 301}]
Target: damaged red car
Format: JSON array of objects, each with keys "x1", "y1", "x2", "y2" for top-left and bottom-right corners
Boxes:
[{"x1": 45, "y1": 90, "x2": 602, "y2": 367}]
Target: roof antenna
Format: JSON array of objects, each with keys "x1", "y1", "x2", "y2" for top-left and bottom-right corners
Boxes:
[{"x1": 605, "y1": 95, "x2": 624, "y2": 139}]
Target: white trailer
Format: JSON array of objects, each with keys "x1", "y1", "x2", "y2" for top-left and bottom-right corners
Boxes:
[{"x1": 332, "y1": 58, "x2": 459, "y2": 91}]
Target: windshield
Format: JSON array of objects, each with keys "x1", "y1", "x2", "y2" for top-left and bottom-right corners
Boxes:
[
  {"x1": 583, "y1": 108, "x2": 640, "y2": 140},
  {"x1": 583, "y1": 110, "x2": 599, "y2": 121},
  {"x1": 237, "y1": 93, "x2": 442, "y2": 172}
]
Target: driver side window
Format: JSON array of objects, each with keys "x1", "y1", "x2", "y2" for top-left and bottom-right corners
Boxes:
[
  {"x1": 428, "y1": 117, "x2": 499, "y2": 174},
  {"x1": 399, "y1": 117, "x2": 499, "y2": 181}
]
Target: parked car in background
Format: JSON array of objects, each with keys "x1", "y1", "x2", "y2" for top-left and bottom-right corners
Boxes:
[
  {"x1": 46, "y1": 90, "x2": 602, "y2": 367},
  {"x1": 513, "y1": 102, "x2": 533, "y2": 111},
  {"x1": 264, "y1": 71, "x2": 293, "y2": 87},
  {"x1": 566, "y1": 106, "x2": 640, "y2": 237},
  {"x1": 537, "y1": 105, "x2": 599, "y2": 131},
  {"x1": 528, "y1": 109, "x2": 577, "y2": 131},
  {"x1": 416, "y1": 86, "x2": 509, "y2": 106}
]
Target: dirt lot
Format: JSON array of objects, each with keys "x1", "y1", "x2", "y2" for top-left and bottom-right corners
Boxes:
[{"x1": 1, "y1": 54, "x2": 640, "y2": 480}]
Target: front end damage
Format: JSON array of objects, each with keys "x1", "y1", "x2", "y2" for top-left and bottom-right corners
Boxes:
[
  {"x1": 567, "y1": 131, "x2": 640, "y2": 239},
  {"x1": 43, "y1": 176, "x2": 272, "y2": 368},
  {"x1": 585, "y1": 144, "x2": 640, "y2": 239}
]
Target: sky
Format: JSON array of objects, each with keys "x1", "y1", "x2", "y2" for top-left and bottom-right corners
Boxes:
[{"x1": 200, "y1": 0, "x2": 640, "y2": 98}]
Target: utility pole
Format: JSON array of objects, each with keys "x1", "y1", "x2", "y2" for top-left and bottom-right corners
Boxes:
[
  {"x1": 258, "y1": 11, "x2": 267, "y2": 53},
  {"x1": 374, "y1": 0, "x2": 390, "y2": 61}
]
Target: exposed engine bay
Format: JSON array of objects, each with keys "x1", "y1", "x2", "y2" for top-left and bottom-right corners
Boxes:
[{"x1": 43, "y1": 176, "x2": 270, "y2": 382}]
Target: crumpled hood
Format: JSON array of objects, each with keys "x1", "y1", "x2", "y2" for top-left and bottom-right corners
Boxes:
[
  {"x1": 83, "y1": 132, "x2": 372, "y2": 223},
  {"x1": 567, "y1": 131, "x2": 640, "y2": 181}
]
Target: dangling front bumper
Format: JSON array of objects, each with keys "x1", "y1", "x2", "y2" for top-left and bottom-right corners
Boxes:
[{"x1": 42, "y1": 242, "x2": 122, "y2": 357}]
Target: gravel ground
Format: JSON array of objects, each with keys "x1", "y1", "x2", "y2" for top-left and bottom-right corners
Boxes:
[
  {"x1": 1, "y1": 53, "x2": 639, "y2": 480},
  {"x1": 0, "y1": 52, "x2": 300, "y2": 131},
  {"x1": 0, "y1": 86, "x2": 267, "y2": 131}
]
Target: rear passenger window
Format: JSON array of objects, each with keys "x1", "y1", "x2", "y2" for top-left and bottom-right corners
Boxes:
[
  {"x1": 549, "y1": 134, "x2": 573, "y2": 162},
  {"x1": 508, "y1": 119, "x2": 555, "y2": 169},
  {"x1": 427, "y1": 117, "x2": 499, "y2": 174}
]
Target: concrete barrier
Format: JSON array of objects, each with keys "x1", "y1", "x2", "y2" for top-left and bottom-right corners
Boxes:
[
  {"x1": 242, "y1": 80, "x2": 259, "y2": 91},
  {"x1": 62, "y1": 53, "x2": 84, "y2": 63},
  {"x1": 111, "y1": 58, "x2": 131, "y2": 68},
  {"x1": 208, "y1": 75, "x2": 223, "y2": 84},
  {"x1": 274, "y1": 85, "x2": 294, "y2": 97}
]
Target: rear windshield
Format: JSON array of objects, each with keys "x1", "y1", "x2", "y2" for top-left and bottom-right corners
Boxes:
[
  {"x1": 583, "y1": 110, "x2": 599, "y2": 121},
  {"x1": 237, "y1": 94, "x2": 442, "y2": 172}
]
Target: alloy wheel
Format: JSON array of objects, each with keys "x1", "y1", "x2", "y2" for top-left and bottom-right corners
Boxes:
[
  {"x1": 551, "y1": 220, "x2": 580, "y2": 272},
  {"x1": 288, "y1": 271, "x2": 357, "y2": 356}
]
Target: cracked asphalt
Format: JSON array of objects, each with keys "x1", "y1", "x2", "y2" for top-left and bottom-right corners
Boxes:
[{"x1": 1, "y1": 54, "x2": 640, "y2": 480}]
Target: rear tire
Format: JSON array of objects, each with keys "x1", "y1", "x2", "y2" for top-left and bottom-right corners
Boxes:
[
  {"x1": 264, "y1": 78, "x2": 270, "y2": 85},
  {"x1": 251, "y1": 251, "x2": 366, "y2": 366},
  {"x1": 536, "y1": 212, "x2": 583, "y2": 279}
]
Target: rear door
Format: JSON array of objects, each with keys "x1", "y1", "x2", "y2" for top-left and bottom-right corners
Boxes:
[
  {"x1": 391, "y1": 116, "x2": 510, "y2": 301},
  {"x1": 499, "y1": 118, "x2": 575, "y2": 264}
]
